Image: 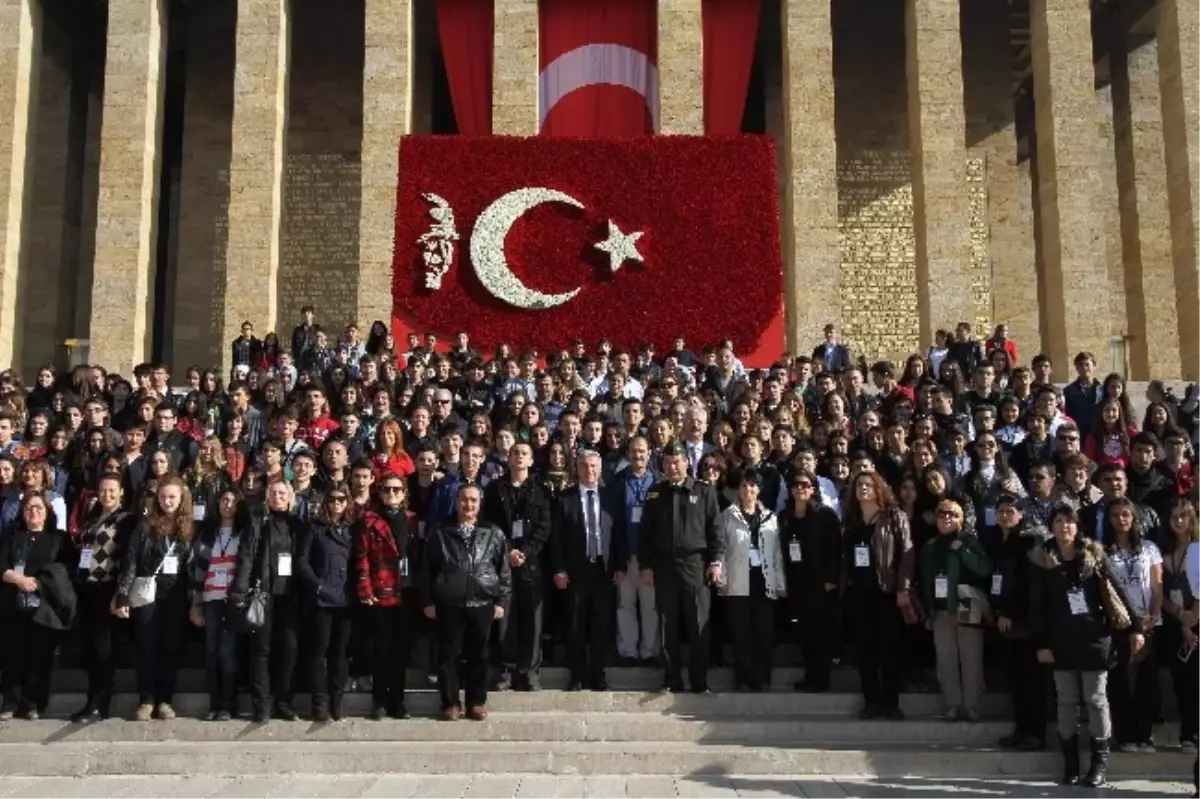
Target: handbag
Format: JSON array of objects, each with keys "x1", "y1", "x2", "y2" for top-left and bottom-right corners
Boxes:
[
  {"x1": 1098, "y1": 568, "x2": 1132, "y2": 633},
  {"x1": 129, "y1": 541, "x2": 175, "y2": 609},
  {"x1": 230, "y1": 581, "x2": 267, "y2": 632},
  {"x1": 956, "y1": 585, "x2": 993, "y2": 627}
]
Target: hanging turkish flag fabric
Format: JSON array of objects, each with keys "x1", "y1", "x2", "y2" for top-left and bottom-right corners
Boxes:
[
  {"x1": 538, "y1": 0, "x2": 658, "y2": 136},
  {"x1": 393, "y1": 135, "x2": 783, "y2": 361}
]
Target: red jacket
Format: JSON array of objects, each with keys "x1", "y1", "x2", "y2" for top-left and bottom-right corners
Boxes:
[
  {"x1": 354, "y1": 507, "x2": 416, "y2": 607},
  {"x1": 372, "y1": 452, "x2": 415, "y2": 480},
  {"x1": 297, "y1": 413, "x2": 339, "y2": 450},
  {"x1": 986, "y1": 337, "x2": 1019, "y2": 365}
]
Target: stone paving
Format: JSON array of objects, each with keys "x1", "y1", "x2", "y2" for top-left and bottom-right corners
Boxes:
[{"x1": 0, "y1": 775, "x2": 1192, "y2": 798}]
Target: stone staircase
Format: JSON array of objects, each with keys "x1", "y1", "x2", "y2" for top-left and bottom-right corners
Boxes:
[{"x1": 0, "y1": 667, "x2": 1191, "y2": 780}]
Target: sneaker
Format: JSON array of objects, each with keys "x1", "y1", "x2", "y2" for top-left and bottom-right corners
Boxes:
[
  {"x1": 204, "y1": 710, "x2": 218, "y2": 721},
  {"x1": 0, "y1": 709, "x2": 13, "y2": 721},
  {"x1": 135, "y1": 703, "x2": 154, "y2": 722},
  {"x1": 20, "y1": 708, "x2": 39, "y2": 721},
  {"x1": 369, "y1": 705, "x2": 387, "y2": 721},
  {"x1": 1181, "y1": 740, "x2": 1198, "y2": 753},
  {"x1": 155, "y1": 703, "x2": 176, "y2": 721},
  {"x1": 215, "y1": 710, "x2": 232, "y2": 722}
]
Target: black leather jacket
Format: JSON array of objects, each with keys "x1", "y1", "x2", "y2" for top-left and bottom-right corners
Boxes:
[{"x1": 420, "y1": 521, "x2": 512, "y2": 609}]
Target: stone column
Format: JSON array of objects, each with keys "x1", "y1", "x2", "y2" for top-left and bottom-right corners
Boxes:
[
  {"x1": 88, "y1": 0, "x2": 167, "y2": 375},
  {"x1": 493, "y1": 0, "x2": 538, "y2": 135},
  {"x1": 905, "y1": 0, "x2": 974, "y2": 346},
  {"x1": 357, "y1": 0, "x2": 414, "y2": 329},
  {"x1": 0, "y1": 0, "x2": 39, "y2": 369},
  {"x1": 1096, "y1": 81, "x2": 1128, "y2": 347},
  {"x1": 780, "y1": 0, "x2": 839, "y2": 354},
  {"x1": 1156, "y1": 0, "x2": 1199, "y2": 379},
  {"x1": 1028, "y1": 0, "x2": 1110, "y2": 375},
  {"x1": 658, "y1": 0, "x2": 703, "y2": 134},
  {"x1": 1112, "y1": 40, "x2": 1182, "y2": 379},
  {"x1": 220, "y1": 0, "x2": 290, "y2": 376}
]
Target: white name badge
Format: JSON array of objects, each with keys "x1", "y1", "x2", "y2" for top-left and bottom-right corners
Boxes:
[
  {"x1": 984, "y1": 507, "x2": 997, "y2": 527},
  {"x1": 1169, "y1": 589, "x2": 1185, "y2": 609},
  {"x1": 399, "y1": 557, "x2": 409, "y2": 578},
  {"x1": 417, "y1": 521, "x2": 427, "y2": 539},
  {"x1": 854, "y1": 546, "x2": 870, "y2": 568},
  {"x1": 211, "y1": 571, "x2": 230, "y2": 589},
  {"x1": 934, "y1": 576, "x2": 949, "y2": 599},
  {"x1": 78, "y1": 549, "x2": 94, "y2": 571},
  {"x1": 12, "y1": 563, "x2": 24, "y2": 577},
  {"x1": 1067, "y1": 589, "x2": 1088, "y2": 615},
  {"x1": 631, "y1": 506, "x2": 643, "y2": 524},
  {"x1": 512, "y1": 520, "x2": 525, "y2": 540},
  {"x1": 162, "y1": 556, "x2": 179, "y2": 576},
  {"x1": 277, "y1": 553, "x2": 292, "y2": 577},
  {"x1": 789, "y1": 541, "x2": 802, "y2": 562},
  {"x1": 192, "y1": 504, "x2": 207, "y2": 522},
  {"x1": 749, "y1": 548, "x2": 762, "y2": 568},
  {"x1": 991, "y1": 573, "x2": 1003, "y2": 596}
]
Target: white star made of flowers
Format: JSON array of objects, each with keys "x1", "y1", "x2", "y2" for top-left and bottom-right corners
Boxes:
[{"x1": 593, "y1": 220, "x2": 645, "y2": 273}]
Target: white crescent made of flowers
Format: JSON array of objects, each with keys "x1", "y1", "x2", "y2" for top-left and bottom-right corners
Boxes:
[{"x1": 470, "y1": 187, "x2": 586, "y2": 310}]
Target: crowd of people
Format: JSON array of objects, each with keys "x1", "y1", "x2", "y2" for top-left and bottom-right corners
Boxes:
[{"x1": 0, "y1": 310, "x2": 1197, "y2": 791}]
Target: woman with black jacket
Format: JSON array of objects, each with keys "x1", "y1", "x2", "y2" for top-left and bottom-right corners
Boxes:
[
  {"x1": 113, "y1": 475, "x2": 194, "y2": 721},
  {"x1": 230, "y1": 480, "x2": 304, "y2": 722},
  {"x1": 0, "y1": 492, "x2": 67, "y2": 719},
  {"x1": 189, "y1": 489, "x2": 253, "y2": 720},
  {"x1": 296, "y1": 487, "x2": 356, "y2": 722},
  {"x1": 1030, "y1": 504, "x2": 1145, "y2": 788},
  {"x1": 70, "y1": 473, "x2": 132, "y2": 722},
  {"x1": 982, "y1": 494, "x2": 1047, "y2": 751},
  {"x1": 780, "y1": 468, "x2": 841, "y2": 693}
]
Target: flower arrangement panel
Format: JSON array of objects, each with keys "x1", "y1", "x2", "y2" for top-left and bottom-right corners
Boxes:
[{"x1": 393, "y1": 135, "x2": 783, "y2": 356}]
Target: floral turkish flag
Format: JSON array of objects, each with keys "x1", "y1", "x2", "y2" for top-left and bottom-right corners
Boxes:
[{"x1": 393, "y1": 135, "x2": 784, "y2": 361}]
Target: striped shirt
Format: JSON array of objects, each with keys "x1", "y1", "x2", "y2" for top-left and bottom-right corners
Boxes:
[{"x1": 202, "y1": 527, "x2": 239, "y2": 603}]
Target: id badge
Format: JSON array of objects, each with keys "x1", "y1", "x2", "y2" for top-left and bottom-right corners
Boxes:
[
  {"x1": 162, "y1": 556, "x2": 179, "y2": 576},
  {"x1": 854, "y1": 546, "x2": 870, "y2": 568},
  {"x1": 512, "y1": 520, "x2": 525, "y2": 540},
  {"x1": 78, "y1": 549, "x2": 94, "y2": 571},
  {"x1": 277, "y1": 553, "x2": 292, "y2": 577},
  {"x1": 984, "y1": 506, "x2": 997, "y2": 527},
  {"x1": 749, "y1": 548, "x2": 762, "y2": 568},
  {"x1": 192, "y1": 504, "x2": 206, "y2": 522},
  {"x1": 417, "y1": 521, "x2": 427, "y2": 539},
  {"x1": 934, "y1": 575, "x2": 949, "y2": 599},
  {"x1": 12, "y1": 562, "x2": 24, "y2": 577},
  {"x1": 399, "y1": 557, "x2": 409, "y2": 578},
  {"x1": 211, "y1": 571, "x2": 230, "y2": 589},
  {"x1": 991, "y1": 573, "x2": 1003, "y2": 596},
  {"x1": 789, "y1": 541, "x2": 802, "y2": 562},
  {"x1": 1067, "y1": 588, "x2": 1088, "y2": 615},
  {"x1": 631, "y1": 506, "x2": 643, "y2": 524},
  {"x1": 1170, "y1": 589, "x2": 1185, "y2": 609}
]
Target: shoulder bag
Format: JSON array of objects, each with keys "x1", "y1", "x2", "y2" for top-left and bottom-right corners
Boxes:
[{"x1": 128, "y1": 541, "x2": 175, "y2": 609}]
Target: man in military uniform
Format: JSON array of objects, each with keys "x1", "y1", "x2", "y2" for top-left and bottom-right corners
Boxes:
[{"x1": 638, "y1": 442, "x2": 723, "y2": 693}]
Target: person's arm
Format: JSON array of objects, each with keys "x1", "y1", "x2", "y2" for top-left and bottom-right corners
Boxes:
[
  {"x1": 894, "y1": 511, "x2": 915, "y2": 594},
  {"x1": 705, "y1": 486, "x2": 724, "y2": 566},
  {"x1": 115, "y1": 523, "x2": 145, "y2": 608},
  {"x1": 1148, "y1": 560, "x2": 1163, "y2": 622},
  {"x1": 294, "y1": 524, "x2": 320, "y2": 596},
  {"x1": 494, "y1": 529, "x2": 513, "y2": 607},
  {"x1": 956, "y1": 533, "x2": 993, "y2": 580},
  {"x1": 523, "y1": 487, "x2": 552, "y2": 562},
  {"x1": 354, "y1": 521, "x2": 376, "y2": 604}
]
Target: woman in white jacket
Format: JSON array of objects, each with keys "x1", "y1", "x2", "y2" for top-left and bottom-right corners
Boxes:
[{"x1": 718, "y1": 468, "x2": 787, "y2": 692}]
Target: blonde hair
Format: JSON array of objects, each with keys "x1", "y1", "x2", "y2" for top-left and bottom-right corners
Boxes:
[{"x1": 148, "y1": 475, "x2": 195, "y2": 543}]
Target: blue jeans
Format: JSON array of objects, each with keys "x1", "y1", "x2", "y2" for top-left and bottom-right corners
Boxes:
[{"x1": 203, "y1": 601, "x2": 240, "y2": 676}]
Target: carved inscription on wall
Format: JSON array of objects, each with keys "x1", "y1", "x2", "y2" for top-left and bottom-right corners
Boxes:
[
  {"x1": 837, "y1": 150, "x2": 919, "y2": 362},
  {"x1": 208, "y1": 167, "x2": 231, "y2": 364},
  {"x1": 279, "y1": 153, "x2": 361, "y2": 331},
  {"x1": 967, "y1": 157, "x2": 992, "y2": 337}
]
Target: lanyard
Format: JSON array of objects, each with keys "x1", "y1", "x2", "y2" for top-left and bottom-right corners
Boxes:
[{"x1": 214, "y1": 528, "x2": 236, "y2": 559}]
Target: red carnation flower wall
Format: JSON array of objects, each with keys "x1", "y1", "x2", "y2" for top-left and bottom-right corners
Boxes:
[{"x1": 391, "y1": 135, "x2": 785, "y2": 365}]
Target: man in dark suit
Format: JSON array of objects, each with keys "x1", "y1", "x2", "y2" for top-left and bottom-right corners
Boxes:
[
  {"x1": 550, "y1": 449, "x2": 627, "y2": 691},
  {"x1": 811, "y1": 323, "x2": 852, "y2": 374},
  {"x1": 482, "y1": 441, "x2": 552, "y2": 691}
]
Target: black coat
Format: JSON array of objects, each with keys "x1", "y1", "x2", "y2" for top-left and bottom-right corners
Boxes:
[
  {"x1": 296, "y1": 520, "x2": 355, "y2": 608},
  {"x1": 482, "y1": 477, "x2": 552, "y2": 581},
  {"x1": 0, "y1": 527, "x2": 67, "y2": 619},
  {"x1": 232, "y1": 510, "x2": 303, "y2": 600},
  {"x1": 550, "y1": 484, "x2": 626, "y2": 580},
  {"x1": 420, "y1": 521, "x2": 512, "y2": 609},
  {"x1": 32, "y1": 563, "x2": 77, "y2": 630},
  {"x1": 637, "y1": 477, "x2": 723, "y2": 572},
  {"x1": 115, "y1": 521, "x2": 192, "y2": 608},
  {"x1": 981, "y1": 523, "x2": 1041, "y2": 635},
  {"x1": 780, "y1": 504, "x2": 842, "y2": 595},
  {"x1": 1028, "y1": 537, "x2": 1143, "y2": 671}
]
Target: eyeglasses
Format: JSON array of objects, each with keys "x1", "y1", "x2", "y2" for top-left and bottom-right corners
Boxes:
[
  {"x1": 792, "y1": 482, "x2": 814, "y2": 490},
  {"x1": 701, "y1": 464, "x2": 720, "y2": 473},
  {"x1": 1058, "y1": 435, "x2": 1080, "y2": 443},
  {"x1": 379, "y1": 486, "x2": 405, "y2": 494},
  {"x1": 435, "y1": 399, "x2": 452, "y2": 405},
  {"x1": 327, "y1": 496, "x2": 349, "y2": 503},
  {"x1": 936, "y1": 510, "x2": 959, "y2": 519}
]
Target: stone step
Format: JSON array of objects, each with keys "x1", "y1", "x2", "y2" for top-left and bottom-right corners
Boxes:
[
  {"x1": 10, "y1": 714, "x2": 1176, "y2": 747},
  {"x1": 43, "y1": 690, "x2": 1014, "y2": 718},
  {"x1": 0, "y1": 740, "x2": 1191, "y2": 779}
]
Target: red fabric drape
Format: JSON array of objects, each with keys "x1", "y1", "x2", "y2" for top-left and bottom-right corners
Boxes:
[
  {"x1": 436, "y1": 0, "x2": 495, "y2": 135},
  {"x1": 538, "y1": 0, "x2": 657, "y2": 136},
  {"x1": 702, "y1": 0, "x2": 761, "y2": 135}
]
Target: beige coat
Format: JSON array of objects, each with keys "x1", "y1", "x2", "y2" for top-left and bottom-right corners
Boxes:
[{"x1": 716, "y1": 504, "x2": 787, "y2": 599}]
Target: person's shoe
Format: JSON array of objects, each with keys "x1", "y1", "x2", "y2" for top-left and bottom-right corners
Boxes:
[
  {"x1": 639, "y1": 657, "x2": 659, "y2": 668},
  {"x1": 251, "y1": 707, "x2": 269, "y2": 723},
  {"x1": 369, "y1": 705, "x2": 387, "y2": 721},
  {"x1": 801, "y1": 683, "x2": 828, "y2": 694},
  {"x1": 135, "y1": 703, "x2": 154, "y2": 722},
  {"x1": 0, "y1": 709, "x2": 12, "y2": 721},
  {"x1": 388, "y1": 704, "x2": 410, "y2": 720},
  {"x1": 466, "y1": 705, "x2": 488, "y2": 721},
  {"x1": 442, "y1": 705, "x2": 461, "y2": 721},
  {"x1": 204, "y1": 710, "x2": 219, "y2": 721},
  {"x1": 885, "y1": 705, "x2": 905, "y2": 721},
  {"x1": 20, "y1": 708, "x2": 39, "y2": 721},
  {"x1": 963, "y1": 708, "x2": 979, "y2": 723},
  {"x1": 1081, "y1": 737, "x2": 1109, "y2": 788},
  {"x1": 1180, "y1": 739, "x2": 1198, "y2": 753},
  {"x1": 214, "y1": 710, "x2": 232, "y2": 722},
  {"x1": 155, "y1": 703, "x2": 176, "y2": 721},
  {"x1": 1016, "y1": 736, "x2": 1045, "y2": 752},
  {"x1": 356, "y1": 675, "x2": 373, "y2": 694},
  {"x1": 1059, "y1": 735, "x2": 1080, "y2": 785},
  {"x1": 566, "y1": 680, "x2": 585, "y2": 692},
  {"x1": 792, "y1": 679, "x2": 809, "y2": 692},
  {"x1": 997, "y1": 730, "x2": 1023, "y2": 749},
  {"x1": 273, "y1": 704, "x2": 298, "y2": 722},
  {"x1": 858, "y1": 703, "x2": 883, "y2": 720},
  {"x1": 1117, "y1": 742, "x2": 1139, "y2": 753},
  {"x1": 591, "y1": 677, "x2": 609, "y2": 692},
  {"x1": 71, "y1": 700, "x2": 105, "y2": 723},
  {"x1": 511, "y1": 675, "x2": 532, "y2": 692},
  {"x1": 661, "y1": 681, "x2": 685, "y2": 694},
  {"x1": 942, "y1": 707, "x2": 963, "y2": 723},
  {"x1": 616, "y1": 656, "x2": 639, "y2": 667},
  {"x1": 312, "y1": 706, "x2": 330, "y2": 723},
  {"x1": 1136, "y1": 742, "x2": 1156, "y2": 753},
  {"x1": 491, "y1": 676, "x2": 512, "y2": 692}
]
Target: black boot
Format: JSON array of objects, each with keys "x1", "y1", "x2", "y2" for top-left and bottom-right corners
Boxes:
[
  {"x1": 70, "y1": 697, "x2": 102, "y2": 723},
  {"x1": 1059, "y1": 736, "x2": 1080, "y2": 785},
  {"x1": 1081, "y1": 738, "x2": 1109, "y2": 788}
]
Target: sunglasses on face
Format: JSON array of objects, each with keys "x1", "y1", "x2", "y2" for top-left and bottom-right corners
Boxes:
[
  {"x1": 327, "y1": 495, "x2": 349, "y2": 503},
  {"x1": 380, "y1": 486, "x2": 404, "y2": 495},
  {"x1": 936, "y1": 510, "x2": 959, "y2": 519},
  {"x1": 792, "y1": 482, "x2": 814, "y2": 490}
]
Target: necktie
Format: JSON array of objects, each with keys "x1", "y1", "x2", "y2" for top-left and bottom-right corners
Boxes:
[{"x1": 586, "y1": 489, "x2": 599, "y2": 561}]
